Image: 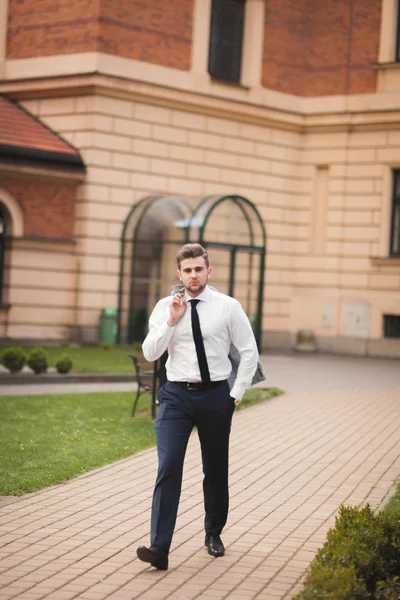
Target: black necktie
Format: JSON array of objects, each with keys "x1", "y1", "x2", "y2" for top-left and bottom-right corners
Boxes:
[{"x1": 189, "y1": 299, "x2": 210, "y2": 384}]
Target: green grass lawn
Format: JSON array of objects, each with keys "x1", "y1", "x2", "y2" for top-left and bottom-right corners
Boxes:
[
  {"x1": 0, "y1": 388, "x2": 282, "y2": 496},
  {"x1": 0, "y1": 343, "x2": 142, "y2": 374},
  {"x1": 382, "y1": 481, "x2": 400, "y2": 521}
]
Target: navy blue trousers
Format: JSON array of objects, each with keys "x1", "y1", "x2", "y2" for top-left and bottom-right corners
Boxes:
[{"x1": 150, "y1": 380, "x2": 235, "y2": 552}]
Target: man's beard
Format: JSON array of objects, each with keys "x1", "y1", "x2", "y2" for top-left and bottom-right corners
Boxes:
[{"x1": 184, "y1": 280, "x2": 207, "y2": 295}]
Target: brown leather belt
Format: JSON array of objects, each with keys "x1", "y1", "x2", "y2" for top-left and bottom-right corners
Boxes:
[{"x1": 172, "y1": 380, "x2": 227, "y2": 391}]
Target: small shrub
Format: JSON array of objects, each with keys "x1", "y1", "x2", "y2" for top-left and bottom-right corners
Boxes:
[
  {"x1": 59, "y1": 339, "x2": 70, "y2": 348},
  {"x1": 320, "y1": 505, "x2": 388, "y2": 592},
  {"x1": 379, "y1": 511, "x2": 400, "y2": 579},
  {"x1": 56, "y1": 354, "x2": 73, "y2": 374},
  {"x1": 101, "y1": 343, "x2": 111, "y2": 351},
  {"x1": 375, "y1": 577, "x2": 400, "y2": 600},
  {"x1": 0, "y1": 347, "x2": 26, "y2": 373},
  {"x1": 296, "y1": 564, "x2": 369, "y2": 600},
  {"x1": 27, "y1": 348, "x2": 48, "y2": 374},
  {"x1": 294, "y1": 504, "x2": 400, "y2": 600}
]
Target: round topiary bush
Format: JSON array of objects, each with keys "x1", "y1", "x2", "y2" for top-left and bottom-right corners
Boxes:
[
  {"x1": 0, "y1": 347, "x2": 26, "y2": 373},
  {"x1": 56, "y1": 354, "x2": 73, "y2": 374},
  {"x1": 27, "y1": 348, "x2": 48, "y2": 375}
]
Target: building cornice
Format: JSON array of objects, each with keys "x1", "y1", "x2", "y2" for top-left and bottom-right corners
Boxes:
[
  {"x1": 2, "y1": 53, "x2": 400, "y2": 133},
  {"x1": 0, "y1": 71, "x2": 306, "y2": 133}
]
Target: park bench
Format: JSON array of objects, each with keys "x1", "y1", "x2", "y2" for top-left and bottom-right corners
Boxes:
[{"x1": 128, "y1": 352, "x2": 167, "y2": 418}]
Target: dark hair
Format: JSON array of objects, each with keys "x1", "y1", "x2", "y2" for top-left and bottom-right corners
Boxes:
[{"x1": 176, "y1": 243, "x2": 209, "y2": 269}]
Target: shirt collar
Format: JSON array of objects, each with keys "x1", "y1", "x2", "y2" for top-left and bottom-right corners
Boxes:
[{"x1": 185, "y1": 285, "x2": 211, "y2": 303}]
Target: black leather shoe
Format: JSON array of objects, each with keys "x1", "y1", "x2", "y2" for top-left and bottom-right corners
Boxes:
[
  {"x1": 205, "y1": 534, "x2": 225, "y2": 557},
  {"x1": 137, "y1": 545, "x2": 169, "y2": 570}
]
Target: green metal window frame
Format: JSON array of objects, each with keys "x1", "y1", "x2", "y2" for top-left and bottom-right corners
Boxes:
[
  {"x1": 0, "y1": 205, "x2": 6, "y2": 304},
  {"x1": 194, "y1": 194, "x2": 266, "y2": 346},
  {"x1": 208, "y1": 0, "x2": 246, "y2": 84},
  {"x1": 118, "y1": 196, "x2": 194, "y2": 344},
  {"x1": 390, "y1": 170, "x2": 400, "y2": 256}
]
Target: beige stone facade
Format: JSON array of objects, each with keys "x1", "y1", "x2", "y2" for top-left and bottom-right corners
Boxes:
[{"x1": 0, "y1": 0, "x2": 400, "y2": 356}]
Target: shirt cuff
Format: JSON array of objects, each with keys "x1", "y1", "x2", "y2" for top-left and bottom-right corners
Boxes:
[{"x1": 230, "y1": 383, "x2": 247, "y2": 401}]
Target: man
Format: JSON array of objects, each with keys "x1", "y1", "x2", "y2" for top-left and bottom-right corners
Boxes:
[{"x1": 137, "y1": 243, "x2": 259, "y2": 570}]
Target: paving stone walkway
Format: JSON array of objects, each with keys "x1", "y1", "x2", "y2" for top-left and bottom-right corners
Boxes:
[{"x1": 0, "y1": 353, "x2": 399, "y2": 599}]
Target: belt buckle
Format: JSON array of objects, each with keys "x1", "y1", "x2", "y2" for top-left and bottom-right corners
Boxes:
[{"x1": 187, "y1": 382, "x2": 199, "y2": 391}]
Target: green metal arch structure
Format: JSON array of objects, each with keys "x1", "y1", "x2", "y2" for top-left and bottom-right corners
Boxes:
[
  {"x1": 117, "y1": 194, "x2": 267, "y2": 348},
  {"x1": 0, "y1": 204, "x2": 7, "y2": 304}
]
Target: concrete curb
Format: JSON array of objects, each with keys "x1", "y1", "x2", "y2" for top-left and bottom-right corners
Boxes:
[{"x1": 0, "y1": 373, "x2": 136, "y2": 385}]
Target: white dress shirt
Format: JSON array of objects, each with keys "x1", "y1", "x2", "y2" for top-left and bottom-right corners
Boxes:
[{"x1": 142, "y1": 286, "x2": 259, "y2": 400}]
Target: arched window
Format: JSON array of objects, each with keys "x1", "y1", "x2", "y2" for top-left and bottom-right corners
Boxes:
[
  {"x1": 0, "y1": 191, "x2": 23, "y2": 308},
  {"x1": 0, "y1": 203, "x2": 7, "y2": 304},
  {"x1": 118, "y1": 194, "x2": 266, "y2": 348}
]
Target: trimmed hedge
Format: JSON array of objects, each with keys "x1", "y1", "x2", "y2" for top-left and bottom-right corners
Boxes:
[
  {"x1": 294, "y1": 503, "x2": 400, "y2": 600},
  {"x1": 56, "y1": 354, "x2": 73, "y2": 374},
  {"x1": 27, "y1": 348, "x2": 48, "y2": 374},
  {"x1": 0, "y1": 347, "x2": 26, "y2": 373}
]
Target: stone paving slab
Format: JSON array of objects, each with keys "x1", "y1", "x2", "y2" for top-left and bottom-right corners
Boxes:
[
  {"x1": 1, "y1": 364, "x2": 400, "y2": 599},
  {"x1": 260, "y1": 353, "x2": 400, "y2": 393}
]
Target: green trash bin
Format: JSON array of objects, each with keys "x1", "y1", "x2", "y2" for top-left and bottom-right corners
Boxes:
[{"x1": 99, "y1": 307, "x2": 118, "y2": 344}]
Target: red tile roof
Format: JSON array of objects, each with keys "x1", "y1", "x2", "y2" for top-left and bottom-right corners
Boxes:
[{"x1": 0, "y1": 96, "x2": 85, "y2": 170}]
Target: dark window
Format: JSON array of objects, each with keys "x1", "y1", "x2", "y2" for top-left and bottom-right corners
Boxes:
[
  {"x1": 390, "y1": 171, "x2": 400, "y2": 256},
  {"x1": 0, "y1": 205, "x2": 6, "y2": 304},
  {"x1": 208, "y1": 0, "x2": 245, "y2": 84},
  {"x1": 384, "y1": 314, "x2": 400, "y2": 338}
]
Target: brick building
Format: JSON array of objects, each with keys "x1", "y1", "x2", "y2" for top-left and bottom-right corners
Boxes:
[{"x1": 0, "y1": 0, "x2": 399, "y2": 356}]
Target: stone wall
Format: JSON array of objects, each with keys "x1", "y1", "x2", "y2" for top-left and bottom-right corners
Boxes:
[
  {"x1": 20, "y1": 93, "x2": 303, "y2": 343},
  {"x1": 16, "y1": 89, "x2": 400, "y2": 354}
]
